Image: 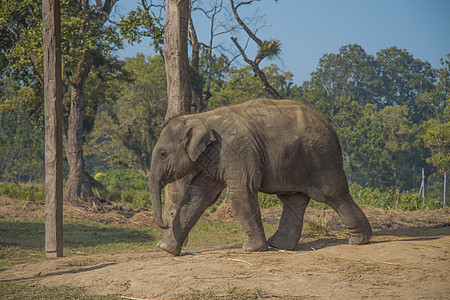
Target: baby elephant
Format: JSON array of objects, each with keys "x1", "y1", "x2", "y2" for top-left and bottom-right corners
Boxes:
[{"x1": 149, "y1": 99, "x2": 372, "y2": 255}]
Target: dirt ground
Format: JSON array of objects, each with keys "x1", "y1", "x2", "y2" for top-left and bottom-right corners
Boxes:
[{"x1": 1, "y1": 197, "x2": 449, "y2": 299}]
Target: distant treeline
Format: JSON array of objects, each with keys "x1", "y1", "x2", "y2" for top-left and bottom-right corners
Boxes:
[{"x1": 1, "y1": 45, "x2": 449, "y2": 198}]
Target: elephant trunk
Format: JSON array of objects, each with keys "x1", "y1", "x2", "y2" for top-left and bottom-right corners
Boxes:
[{"x1": 149, "y1": 177, "x2": 170, "y2": 229}]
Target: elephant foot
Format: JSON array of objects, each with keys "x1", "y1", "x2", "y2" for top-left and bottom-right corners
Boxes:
[
  {"x1": 348, "y1": 230, "x2": 373, "y2": 245},
  {"x1": 242, "y1": 238, "x2": 268, "y2": 252},
  {"x1": 157, "y1": 240, "x2": 181, "y2": 256},
  {"x1": 267, "y1": 233, "x2": 298, "y2": 251}
]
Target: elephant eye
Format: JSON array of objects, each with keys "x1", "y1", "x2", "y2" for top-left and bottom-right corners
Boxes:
[{"x1": 159, "y1": 150, "x2": 168, "y2": 160}]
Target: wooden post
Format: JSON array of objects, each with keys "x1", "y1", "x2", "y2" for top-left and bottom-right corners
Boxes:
[
  {"x1": 444, "y1": 172, "x2": 447, "y2": 207},
  {"x1": 43, "y1": 0, "x2": 63, "y2": 258}
]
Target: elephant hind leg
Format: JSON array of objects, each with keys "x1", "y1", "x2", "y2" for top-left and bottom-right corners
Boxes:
[
  {"x1": 268, "y1": 193, "x2": 310, "y2": 251},
  {"x1": 326, "y1": 193, "x2": 373, "y2": 245}
]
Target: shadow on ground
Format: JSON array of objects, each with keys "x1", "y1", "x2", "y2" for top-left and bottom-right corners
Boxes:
[{"x1": 0, "y1": 220, "x2": 156, "y2": 250}]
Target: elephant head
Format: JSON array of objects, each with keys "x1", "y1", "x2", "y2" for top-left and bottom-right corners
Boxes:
[{"x1": 148, "y1": 117, "x2": 216, "y2": 229}]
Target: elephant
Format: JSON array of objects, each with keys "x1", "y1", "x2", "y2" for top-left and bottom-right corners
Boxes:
[{"x1": 149, "y1": 99, "x2": 373, "y2": 255}]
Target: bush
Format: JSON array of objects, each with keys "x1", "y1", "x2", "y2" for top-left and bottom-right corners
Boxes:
[
  {"x1": 258, "y1": 193, "x2": 281, "y2": 208},
  {"x1": 0, "y1": 182, "x2": 45, "y2": 202},
  {"x1": 95, "y1": 169, "x2": 148, "y2": 191},
  {"x1": 254, "y1": 184, "x2": 445, "y2": 211},
  {"x1": 350, "y1": 184, "x2": 444, "y2": 211},
  {"x1": 94, "y1": 168, "x2": 151, "y2": 209}
]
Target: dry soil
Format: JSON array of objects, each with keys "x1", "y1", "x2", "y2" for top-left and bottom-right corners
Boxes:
[{"x1": 1, "y1": 197, "x2": 449, "y2": 299}]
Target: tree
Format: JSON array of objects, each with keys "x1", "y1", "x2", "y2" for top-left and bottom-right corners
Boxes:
[
  {"x1": 0, "y1": 0, "x2": 123, "y2": 200},
  {"x1": 376, "y1": 47, "x2": 436, "y2": 122},
  {"x1": 0, "y1": 84, "x2": 45, "y2": 182},
  {"x1": 86, "y1": 54, "x2": 167, "y2": 175},
  {"x1": 299, "y1": 44, "x2": 379, "y2": 121},
  {"x1": 424, "y1": 100, "x2": 450, "y2": 174},
  {"x1": 298, "y1": 44, "x2": 441, "y2": 190},
  {"x1": 208, "y1": 64, "x2": 293, "y2": 109}
]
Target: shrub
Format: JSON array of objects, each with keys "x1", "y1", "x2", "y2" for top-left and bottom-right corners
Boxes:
[
  {"x1": 350, "y1": 184, "x2": 444, "y2": 211},
  {"x1": 94, "y1": 168, "x2": 151, "y2": 209},
  {"x1": 94, "y1": 169, "x2": 148, "y2": 191},
  {"x1": 0, "y1": 182, "x2": 45, "y2": 202},
  {"x1": 258, "y1": 193, "x2": 281, "y2": 208}
]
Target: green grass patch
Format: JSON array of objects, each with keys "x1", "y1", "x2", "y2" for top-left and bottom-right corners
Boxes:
[
  {"x1": 0, "y1": 216, "x2": 279, "y2": 271},
  {"x1": 304, "y1": 219, "x2": 331, "y2": 235},
  {"x1": 0, "y1": 282, "x2": 121, "y2": 300},
  {"x1": 0, "y1": 218, "x2": 162, "y2": 271}
]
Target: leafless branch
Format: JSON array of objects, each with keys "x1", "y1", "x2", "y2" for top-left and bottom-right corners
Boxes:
[
  {"x1": 230, "y1": 0, "x2": 262, "y2": 46},
  {"x1": 231, "y1": 37, "x2": 282, "y2": 99}
]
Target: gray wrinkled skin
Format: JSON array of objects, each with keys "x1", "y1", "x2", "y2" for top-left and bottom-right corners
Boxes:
[{"x1": 149, "y1": 99, "x2": 373, "y2": 255}]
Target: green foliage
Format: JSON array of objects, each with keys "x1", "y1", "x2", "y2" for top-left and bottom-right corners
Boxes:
[
  {"x1": 257, "y1": 40, "x2": 281, "y2": 61},
  {"x1": 119, "y1": 7, "x2": 163, "y2": 53},
  {"x1": 255, "y1": 184, "x2": 444, "y2": 211},
  {"x1": 0, "y1": 182, "x2": 45, "y2": 202},
  {"x1": 298, "y1": 44, "x2": 448, "y2": 191},
  {"x1": 94, "y1": 168, "x2": 150, "y2": 208},
  {"x1": 208, "y1": 64, "x2": 294, "y2": 109},
  {"x1": 1, "y1": 0, "x2": 124, "y2": 130},
  {"x1": 0, "y1": 79, "x2": 44, "y2": 182},
  {"x1": 86, "y1": 54, "x2": 167, "y2": 174},
  {"x1": 376, "y1": 47, "x2": 436, "y2": 119},
  {"x1": 305, "y1": 219, "x2": 330, "y2": 235},
  {"x1": 350, "y1": 184, "x2": 443, "y2": 210},
  {"x1": 95, "y1": 169, "x2": 148, "y2": 191},
  {"x1": 423, "y1": 99, "x2": 450, "y2": 173},
  {"x1": 258, "y1": 193, "x2": 282, "y2": 208}
]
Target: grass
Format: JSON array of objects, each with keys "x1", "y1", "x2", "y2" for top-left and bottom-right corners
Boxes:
[
  {"x1": 0, "y1": 282, "x2": 121, "y2": 299},
  {"x1": 0, "y1": 283, "x2": 278, "y2": 300},
  {"x1": 0, "y1": 180, "x2": 444, "y2": 299},
  {"x1": 177, "y1": 286, "x2": 278, "y2": 299},
  {"x1": 0, "y1": 215, "x2": 279, "y2": 299},
  {"x1": 0, "y1": 217, "x2": 278, "y2": 271},
  {"x1": 0, "y1": 218, "x2": 162, "y2": 271}
]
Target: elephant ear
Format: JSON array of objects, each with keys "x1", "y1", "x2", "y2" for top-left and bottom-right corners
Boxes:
[{"x1": 182, "y1": 119, "x2": 216, "y2": 162}]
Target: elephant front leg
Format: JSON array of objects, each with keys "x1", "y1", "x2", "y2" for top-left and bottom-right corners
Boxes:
[
  {"x1": 158, "y1": 177, "x2": 224, "y2": 255},
  {"x1": 268, "y1": 193, "x2": 310, "y2": 251},
  {"x1": 229, "y1": 187, "x2": 268, "y2": 252}
]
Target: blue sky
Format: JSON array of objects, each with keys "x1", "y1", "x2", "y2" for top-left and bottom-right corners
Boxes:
[{"x1": 114, "y1": 0, "x2": 450, "y2": 84}]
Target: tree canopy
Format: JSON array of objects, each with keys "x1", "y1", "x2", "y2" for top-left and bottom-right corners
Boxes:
[{"x1": 0, "y1": 0, "x2": 448, "y2": 198}]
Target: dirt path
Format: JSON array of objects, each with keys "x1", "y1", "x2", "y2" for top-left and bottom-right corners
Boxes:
[
  {"x1": 2, "y1": 226, "x2": 449, "y2": 299},
  {"x1": 1, "y1": 197, "x2": 449, "y2": 299}
]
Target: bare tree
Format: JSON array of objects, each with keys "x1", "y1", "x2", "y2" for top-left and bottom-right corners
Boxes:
[
  {"x1": 229, "y1": 0, "x2": 283, "y2": 99},
  {"x1": 189, "y1": 0, "x2": 240, "y2": 112}
]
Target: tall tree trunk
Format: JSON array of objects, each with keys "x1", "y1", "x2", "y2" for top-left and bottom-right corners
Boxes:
[
  {"x1": 63, "y1": 83, "x2": 94, "y2": 201},
  {"x1": 164, "y1": 0, "x2": 192, "y2": 121},
  {"x1": 155, "y1": 0, "x2": 192, "y2": 240}
]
